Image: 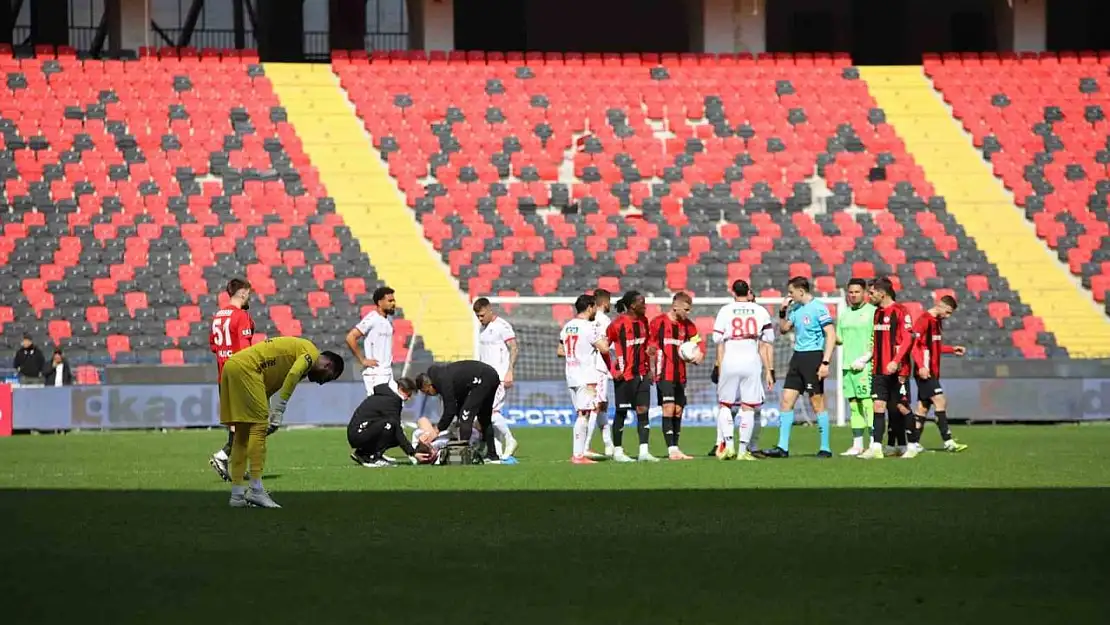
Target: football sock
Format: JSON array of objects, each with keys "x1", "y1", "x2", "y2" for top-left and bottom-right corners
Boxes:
[
  {"x1": 639, "y1": 443, "x2": 650, "y2": 456},
  {"x1": 777, "y1": 410, "x2": 795, "y2": 452},
  {"x1": 572, "y1": 415, "x2": 588, "y2": 457},
  {"x1": 816, "y1": 411, "x2": 831, "y2": 452},
  {"x1": 910, "y1": 414, "x2": 927, "y2": 444},
  {"x1": 862, "y1": 398, "x2": 874, "y2": 430},
  {"x1": 890, "y1": 409, "x2": 907, "y2": 446},
  {"x1": 612, "y1": 407, "x2": 626, "y2": 446},
  {"x1": 849, "y1": 402, "x2": 866, "y2": 430},
  {"x1": 738, "y1": 409, "x2": 755, "y2": 448},
  {"x1": 636, "y1": 410, "x2": 650, "y2": 445},
  {"x1": 872, "y1": 409, "x2": 887, "y2": 445},
  {"x1": 231, "y1": 485, "x2": 246, "y2": 496},
  {"x1": 749, "y1": 413, "x2": 762, "y2": 451},
  {"x1": 229, "y1": 425, "x2": 250, "y2": 487},
  {"x1": 661, "y1": 416, "x2": 676, "y2": 447},
  {"x1": 222, "y1": 427, "x2": 234, "y2": 456},
  {"x1": 935, "y1": 410, "x2": 952, "y2": 441},
  {"x1": 490, "y1": 413, "x2": 514, "y2": 444},
  {"x1": 585, "y1": 411, "x2": 599, "y2": 448},
  {"x1": 672, "y1": 415, "x2": 682, "y2": 447},
  {"x1": 249, "y1": 478, "x2": 263, "y2": 492},
  {"x1": 247, "y1": 422, "x2": 268, "y2": 481},
  {"x1": 716, "y1": 405, "x2": 733, "y2": 447},
  {"x1": 600, "y1": 417, "x2": 613, "y2": 448}
]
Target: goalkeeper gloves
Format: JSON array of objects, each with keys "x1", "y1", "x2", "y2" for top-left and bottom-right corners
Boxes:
[
  {"x1": 269, "y1": 396, "x2": 288, "y2": 430},
  {"x1": 851, "y1": 356, "x2": 869, "y2": 372},
  {"x1": 710, "y1": 365, "x2": 719, "y2": 384}
]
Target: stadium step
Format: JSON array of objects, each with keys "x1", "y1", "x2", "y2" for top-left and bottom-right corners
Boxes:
[
  {"x1": 265, "y1": 63, "x2": 474, "y2": 362},
  {"x1": 860, "y1": 66, "x2": 1110, "y2": 357}
]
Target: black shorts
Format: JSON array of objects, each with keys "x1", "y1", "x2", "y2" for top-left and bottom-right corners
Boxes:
[
  {"x1": 784, "y1": 351, "x2": 824, "y2": 396},
  {"x1": 872, "y1": 373, "x2": 910, "y2": 406},
  {"x1": 615, "y1": 375, "x2": 651, "y2": 410},
  {"x1": 656, "y1": 380, "x2": 687, "y2": 407},
  {"x1": 914, "y1": 377, "x2": 944, "y2": 405}
]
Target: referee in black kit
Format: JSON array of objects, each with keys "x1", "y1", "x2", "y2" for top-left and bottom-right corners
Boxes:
[
  {"x1": 349, "y1": 378, "x2": 434, "y2": 467},
  {"x1": 415, "y1": 360, "x2": 503, "y2": 464}
]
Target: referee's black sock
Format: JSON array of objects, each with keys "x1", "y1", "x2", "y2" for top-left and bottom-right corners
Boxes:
[
  {"x1": 935, "y1": 410, "x2": 952, "y2": 442},
  {"x1": 222, "y1": 428, "x2": 234, "y2": 456},
  {"x1": 612, "y1": 407, "x2": 625, "y2": 447},
  {"x1": 661, "y1": 417, "x2": 676, "y2": 447},
  {"x1": 636, "y1": 410, "x2": 650, "y2": 445}
]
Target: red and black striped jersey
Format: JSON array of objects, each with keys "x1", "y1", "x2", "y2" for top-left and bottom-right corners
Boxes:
[
  {"x1": 648, "y1": 313, "x2": 699, "y2": 384},
  {"x1": 606, "y1": 313, "x2": 651, "y2": 381},
  {"x1": 872, "y1": 302, "x2": 913, "y2": 376},
  {"x1": 910, "y1": 313, "x2": 954, "y2": 376}
]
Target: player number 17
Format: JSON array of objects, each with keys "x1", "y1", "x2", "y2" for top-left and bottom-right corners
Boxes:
[
  {"x1": 564, "y1": 335, "x2": 578, "y2": 355},
  {"x1": 211, "y1": 318, "x2": 232, "y2": 347}
]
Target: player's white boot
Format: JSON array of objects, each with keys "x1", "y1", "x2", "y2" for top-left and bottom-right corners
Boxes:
[
  {"x1": 245, "y1": 488, "x2": 282, "y2": 509},
  {"x1": 858, "y1": 443, "x2": 885, "y2": 460},
  {"x1": 840, "y1": 446, "x2": 863, "y2": 457},
  {"x1": 637, "y1": 452, "x2": 660, "y2": 463},
  {"x1": 210, "y1": 452, "x2": 231, "y2": 482},
  {"x1": 902, "y1": 443, "x2": 922, "y2": 459},
  {"x1": 229, "y1": 493, "x2": 250, "y2": 508},
  {"x1": 612, "y1": 448, "x2": 635, "y2": 463},
  {"x1": 584, "y1": 449, "x2": 607, "y2": 460}
]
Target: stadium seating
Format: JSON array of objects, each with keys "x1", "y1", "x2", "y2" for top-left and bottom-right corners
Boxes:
[
  {"x1": 928, "y1": 52, "x2": 1110, "y2": 329},
  {"x1": 333, "y1": 51, "x2": 1058, "y2": 358},
  {"x1": 0, "y1": 47, "x2": 429, "y2": 371}
]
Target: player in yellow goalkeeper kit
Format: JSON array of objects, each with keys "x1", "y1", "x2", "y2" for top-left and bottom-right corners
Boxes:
[{"x1": 220, "y1": 336, "x2": 345, "y2": 508}]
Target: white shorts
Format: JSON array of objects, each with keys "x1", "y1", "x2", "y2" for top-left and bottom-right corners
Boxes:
[
  {"x1": 492, "y1": 383, "x2": 506, "y2": 415},
  {"x1": 568, "y1": 385, "x2": 599, "y2": 412},
  {"x1": 717, "y1": 365, "x2": 765, "y2": 407},
  {"x1": 363, "y1": 371, "x2": 397, "y2": 396}
]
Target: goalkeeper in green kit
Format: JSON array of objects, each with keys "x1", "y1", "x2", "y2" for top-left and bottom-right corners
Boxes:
[{"x1": 836, "y1": 278, "x2": 876, "y2": 456}]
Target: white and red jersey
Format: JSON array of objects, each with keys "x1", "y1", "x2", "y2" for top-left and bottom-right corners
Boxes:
[
  {"x1": 712, "y1": 301, "x2": 774, "y2": 370},
  {"x1": 593, "y1": 309, "x2": 612, "y2": 379},
  {"x1": 354, "y1": 309, "x2": 394, "y2": 377},
  {"x1": 478, "y1": 316, "x2": 516, "y2": 380},
  {"x1": 560, "y1": 317, "x2": 602, "y2": 387},
  {"x1": 210, "y1": 305, "x2": 254, "y2": 376}
]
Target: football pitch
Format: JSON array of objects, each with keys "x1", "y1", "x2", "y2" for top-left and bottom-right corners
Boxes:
[{"x1": 1, "y1": 425, "x2": 1107, "y2": 625}]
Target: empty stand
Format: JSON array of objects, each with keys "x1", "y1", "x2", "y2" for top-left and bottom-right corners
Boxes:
[
  {"x1": 334, "y1": 52, "x2": 1057, "y2": 360},
  {"x1": 0, "y1": 49, "x2": 428, "y2": 370},
  {"x1": 928, "y1": 51, "x2": 1110, "y2": 356}
]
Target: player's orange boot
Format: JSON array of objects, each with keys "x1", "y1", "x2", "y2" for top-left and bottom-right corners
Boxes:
[{"x1": 571, "y1": 455, "x2": 598, "y2": 464}]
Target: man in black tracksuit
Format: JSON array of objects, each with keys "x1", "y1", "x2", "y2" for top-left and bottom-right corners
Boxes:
[
  {"x1": 348, "y1": 378, "x2": 432, "y2": 466},
  {"x1": 416, "y1": 360, "x2": 502, "y2": 463}
]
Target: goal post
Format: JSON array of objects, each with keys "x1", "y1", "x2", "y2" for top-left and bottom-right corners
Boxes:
[{"x1": 477, "y1": 296, "x2": 848, "y2": 428}]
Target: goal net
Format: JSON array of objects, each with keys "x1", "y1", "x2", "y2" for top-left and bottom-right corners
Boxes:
[{"x1": 478, "y1": 296, "x2": 847, "y2": 428}]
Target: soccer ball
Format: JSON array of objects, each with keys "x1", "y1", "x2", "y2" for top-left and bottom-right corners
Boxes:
[{"x1": 679, "y1": 341, "x2": 700, "y2": 362}]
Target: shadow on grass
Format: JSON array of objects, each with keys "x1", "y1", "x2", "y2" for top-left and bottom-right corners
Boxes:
[{"x1": 1, "y1": 488, "x2": 1107, "y2": 625}]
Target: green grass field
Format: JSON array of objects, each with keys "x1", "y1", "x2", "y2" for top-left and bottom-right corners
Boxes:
[{"x1": 1, "y1": 425, "x2": 1108, "y2": 625}]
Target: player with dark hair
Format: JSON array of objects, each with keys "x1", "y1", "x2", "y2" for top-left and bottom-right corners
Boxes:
[
  {"x1": 346, "y1": 285, "x2": 398, "y2": 396},
  {"x1": 711, "y1": 279, "x2": 774, "y2": 460},
  {"x1": 415, "y1": 360, "x2": 503, "y2": 464},
  {"x1": 860, "y1": 277, "x2": 914, "y2": 459},
  {"x1": 903, "y1": 295, "x2": 969, "y2": 458},
  {"x1": 348, "y1": 377, "x2": 434, "y2": 467},
  {"x1": 473, "y1": 297, "x2": 520, "y2": 457},
  {"x1": 606, "y1": 290, "x2": 657, "y2": 462},
  {"x1": 559, "y1": 294, "x2": 611, "y2": 463},
  {"x1": 649, "y1": 292, "x2": 703, "y2": 460},
  {"x1": 763, "y1": 276, "x2": 837, "y2": 459},
  {"x1": 221, "y1": 337, "x2": 345, "y2": 508},
  {"x1": 836, "y1": 278, "x2": 876, "y2": 456},
  {"x1": 209, "y1": 278, "x2": 256, "y2": 481},
  {"x1": 584, "y1": 288, "x2": 615, "y2": 458}
]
